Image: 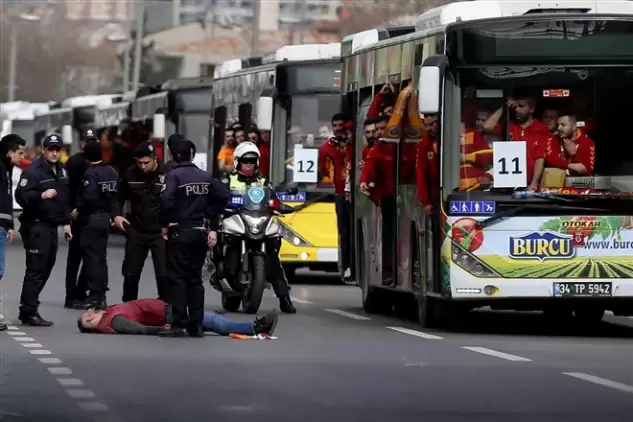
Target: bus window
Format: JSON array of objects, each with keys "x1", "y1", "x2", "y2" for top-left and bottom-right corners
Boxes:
[{"x1": 284, "y1": 94, "x2": 340, "y2": 185}]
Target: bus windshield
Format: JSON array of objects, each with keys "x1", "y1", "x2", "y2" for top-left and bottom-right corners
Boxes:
[
  {"x1": 284, "y1": 94, "x2": 340, "y2": 187},
  {"x1": 448, "y1": 19, "x2": 633, "y2": 196}
]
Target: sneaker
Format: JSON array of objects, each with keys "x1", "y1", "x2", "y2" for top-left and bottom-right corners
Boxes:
[{"x1": 253, "y1": 311, "x2": 279, "y2": 336}]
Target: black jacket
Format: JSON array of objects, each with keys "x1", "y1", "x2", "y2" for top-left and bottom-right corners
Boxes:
[
  {"x1": 115, "y1": 163, "x2": 171, "y2": 232},
  {"x1": 0, "y1": 161, "x2": 14, "y2": 230},
  {"x1": 65, "y1": 152, "x2": 88, "y2": 209}
]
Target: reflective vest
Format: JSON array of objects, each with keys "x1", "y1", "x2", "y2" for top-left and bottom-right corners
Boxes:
[{"x1": 228, "y1": 173, "x2": 266, "y2": 191}]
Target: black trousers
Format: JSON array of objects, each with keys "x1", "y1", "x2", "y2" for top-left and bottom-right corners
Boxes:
[
  {"x1": 121, "y1": 228, "x2": 168, "y2": 302},
  {"x1": 220, "y1": 237, "x2": 290, "y2": 298},
  {"x1": 334, "y1": 195, "x2": 352, "y2": 273},
  {"x1": 166, "y1": 228, "x2": 208, "y2": 330},
  {"x1": 80, "y1": 214, "x2": 110, "y2": 304},
  {"x1": 379, "y1": 196, "x2": 396, "y2": 275},
  {"x1": 19, "y1": 223, "x2": 58, "y2": 316},
  {"x1": 65, "y1": 221, "x2": 88, "y2": 302}
]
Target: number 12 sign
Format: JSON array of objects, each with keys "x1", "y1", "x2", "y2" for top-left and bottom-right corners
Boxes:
[
  {"x1": 293, "y1": 146, "x2": 319, "y2": 183},
  {"x1": 492, "y1": 141, "x2": 527, "y2": 188}
]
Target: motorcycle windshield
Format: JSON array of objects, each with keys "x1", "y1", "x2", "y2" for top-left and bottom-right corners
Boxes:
[{"x1": 228, "y1": 186, "x2": 271, "y2": 214}]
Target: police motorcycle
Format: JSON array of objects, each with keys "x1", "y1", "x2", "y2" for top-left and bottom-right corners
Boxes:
[{"x1": 208, "y1": 184, "x2": 297, "y2": 314}]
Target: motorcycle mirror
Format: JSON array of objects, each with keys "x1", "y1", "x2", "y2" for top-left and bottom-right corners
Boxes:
[{"x1": 286, "y1": 186, "x2": 298, "y2": 195}]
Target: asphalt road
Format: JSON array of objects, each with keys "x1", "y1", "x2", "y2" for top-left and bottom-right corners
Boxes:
[{"x1": 1, "y1": 237, "x2": 632, "y2": 422}]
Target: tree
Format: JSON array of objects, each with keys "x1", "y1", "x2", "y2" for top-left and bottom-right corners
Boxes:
[{"x1": 0, "y1": 16, "x2": 120, "y2": 102}]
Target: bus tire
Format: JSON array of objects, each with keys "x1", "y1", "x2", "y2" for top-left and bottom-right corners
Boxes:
[
  {"x1": 574, "y1": 306, "x2": 605, "y2": 326},
  {"x1": 362, "y1": 285, "x2": 390, "y2": 315}
]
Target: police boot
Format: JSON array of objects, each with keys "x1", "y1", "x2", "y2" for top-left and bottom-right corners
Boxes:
[
  {"x1": 19, "y1": 312, "x2": 53, "y2": 327},
  {"x1": 279, "y1": 296, "x2": 296, "y2": 314},
  {"x1": 158, "y1": 326, "x2": 187, "y2": 338},
  {"x1": 188, "y1": 324, "x2": 204, "y2": 338}
]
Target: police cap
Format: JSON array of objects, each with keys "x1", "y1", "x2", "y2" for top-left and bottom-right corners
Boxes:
[
  {"x1": 84, "y1": 139, "x2": 103, "y2": 162},
  {"x1": 167, "y1": 134, "x2": 185, "y2": 151},
  {"x1": 43, "y1": 134, "x2": 63, "y2": 149},
  {"x1": 81, "y1": 128, "x2": 98, "y2": 142},
  {"x1": 171, "y1": 140, "x2": 193, "y2": 163},
  {"x1": 134, "y1": 141, "x2": 156, "y2": 159}
]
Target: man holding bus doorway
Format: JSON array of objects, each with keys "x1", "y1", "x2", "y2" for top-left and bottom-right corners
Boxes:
[{"x1": 319, "y1": 113, "x2": 352, "y2": 283}]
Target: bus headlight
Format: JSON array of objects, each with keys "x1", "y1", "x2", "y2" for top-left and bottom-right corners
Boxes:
[
  {"x1": 278, "y1": 222, "x2": 311, "y2": 247},
  {"x1": 451, "y1": 243, "x2": 499, "y2": 278}
]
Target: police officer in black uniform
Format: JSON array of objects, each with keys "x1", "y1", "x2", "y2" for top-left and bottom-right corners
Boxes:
[
  {"x1": 159, "y1": 140, "x2": 229, "y2": 337},
  {"x1": 64, "y1": 128, "x2": 95, "y2": 309},
  {"x1": 15, "y1": 134, "x2": 72, "y2": 326},
  {"x1": 75, "y1": 139, "x2": 118, "y2": 309},
  {"x1": 114, "y1": 142, "x2": 170, "y2": 301}
]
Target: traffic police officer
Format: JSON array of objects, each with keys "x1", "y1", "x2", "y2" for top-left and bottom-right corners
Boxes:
[
  {"x1": 15, "y1": 134, "x2": 72, "y2": 326},
  {"x1": 75, "y1": 139, "x2": 118, "y2": 309},
  {"x1": 114, "y1": 142, "x2": 170, "y2": 302},
  {"x1": 159, "y1": 140, "x2": 229, "y2": 337},
  {"x1": 221, "y1": 141, "x2": 296, "y2": 314},
  {"x1": 64, "y1": 128, "x2": 95, "y2": 309}
]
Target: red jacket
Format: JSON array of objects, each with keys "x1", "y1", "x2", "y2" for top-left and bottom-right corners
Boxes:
[
  {"x1": 318, "y1": 138, "x2": 350, "y2": 195},
  {"x1": 97, "y1": 299, "x2": 167, "y2": 334},
  {"x1": 258, "y1": 141, "x2": 270, "y2": 178},
  {"x1": 367, "y1": 93, "x2": 386, "y2": 118},
  {"x1": 416, "y1": 137, "x2": 438, "y2": 207},
  {"x1": 508, "y1": 120, "x2": 548, "y2": 183},
  {"x1": 361, "y1": 142, "x2": 416, "y2": 199},
  {"x1": 544, "y1": 130, "x2": 596, "y2": 176}
]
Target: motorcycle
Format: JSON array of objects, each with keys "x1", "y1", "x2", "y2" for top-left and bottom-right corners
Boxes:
[{"x1": 207, "y1": 185, "x2": 296, "y2": 314}]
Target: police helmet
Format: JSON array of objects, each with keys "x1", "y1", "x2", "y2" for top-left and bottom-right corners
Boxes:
[{"x1": 233, "y1": 141, "x2": 260, "y2": 169}]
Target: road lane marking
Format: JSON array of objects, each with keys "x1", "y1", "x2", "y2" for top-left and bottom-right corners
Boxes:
[
  {"x1": 7, "y1": 331, "x2": 26, "y2": 336},
  {"x1": 290, "y1": 297, "x2": 312, "y2": 304},
  {"x1": 563, "y1": 372, "x2": 633, "y2": 394},
  {"x1": 385, "y1": 326, "x2": 444, "y2": 340},
  {"x1": 38, "y1": 357, "x2": 62, "y2": 364},
  {"x1": 48, "y1": 367, "x2": 73, "y2": 375},
  {"x1": 66, "y1": 389, "x2": 96, "y2": 399},
  {"x1": 324, "y1": 308, "x2": 371, "y2": 320},
  {"x1": 22, "y1": 343, "x2": 44, "y2": 348},
  {"x1": 28, "y1": 349, "x2": 52, "y2": 355},
  {"x1": 77, "y1": 402, "x2": 109, "y2": 412},
  {"x1": 13, "y1": 337, "x2": 36, "y2": 342},
  {"x1": 57, "y1": 378, "x2": 85, "y2": 387},
  {"x1": 462, "y1": 347, "x2": 532, "y2": 362},
  {"x1": 6, "y1": 326, "x2": 18, "y2": 330}
]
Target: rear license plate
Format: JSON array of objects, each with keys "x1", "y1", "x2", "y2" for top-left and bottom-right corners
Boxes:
[{"x1": 553, "y1": 282, "x2": 612, "y2": 297}]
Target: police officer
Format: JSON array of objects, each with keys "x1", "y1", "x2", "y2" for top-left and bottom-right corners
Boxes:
[
  {"x1": 220, "y1": 142, "x2": 296, "y2": 314},
  {"x1": 114, "y1": 142, "x2": 170, "y2": 302},
  {"x1": 15, "y1": 134, "x2": 72, "y2": 326},
  {"x1": 64, "y1": 128, "x2": 95, "y2": 309},
  {"x1": 159, "y1": 140, "x2": 229, "y2": 337},
  {"x1": 74, "y1": 139, "x2": 118, "y2": 309}
]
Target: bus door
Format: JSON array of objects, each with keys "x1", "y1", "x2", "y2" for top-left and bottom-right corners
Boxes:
[{"x1": 209, "y1": 105, "x2": 227, "y2": 177}]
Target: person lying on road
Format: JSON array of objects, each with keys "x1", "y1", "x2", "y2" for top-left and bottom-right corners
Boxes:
[{"x1": 77, "y1": 298, "x2": 278, "y2": 336}]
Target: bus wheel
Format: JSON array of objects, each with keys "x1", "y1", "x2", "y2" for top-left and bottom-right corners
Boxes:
[
  {"x1": 394, "y1": 295, "x2": 418, "y2": 321},
  {"x1": 574, "y1": 306, "x2": 605, "y2": 326},
  {"x1": 417, "y1": 294, "x2": 437, "y2": 328},
  {"x1": 362, "y1": 285, "x2": 390, "y2": 315}
]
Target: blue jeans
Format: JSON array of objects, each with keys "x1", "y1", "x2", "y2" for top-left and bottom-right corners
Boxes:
[
  {"x1": 166, "y1": 305, "x2": 254, "y2": 335},
  {"x1": 0, "y1": 228, "x2": 6, "y2": 281}
]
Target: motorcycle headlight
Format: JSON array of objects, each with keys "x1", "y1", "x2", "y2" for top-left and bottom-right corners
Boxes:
[{"x1": 242, "y1": 215, "x2": 268, "y2": 234}]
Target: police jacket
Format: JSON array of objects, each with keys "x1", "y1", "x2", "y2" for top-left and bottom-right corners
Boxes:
[
  {"x1": 15, "y1": 157, "x2": 71, "y2": 226},
  {"x1": 160, "y1": 162, "x2": 229, "y2": 230},
  {"x1": 115, "y1": 163, "x2": 170, "y2": 232},
  {"x1": 0, "y1": 161, "x2": 14, "y2": 230},
  {"x1": 65, "y1": 152, "x2": 88, "y2": 209},
  {"x1": 76, "y1": 162, "x2": 118, "y2": 218}
]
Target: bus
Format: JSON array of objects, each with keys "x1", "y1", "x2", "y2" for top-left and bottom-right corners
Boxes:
[
  {"x1": 209, "y1": 44, "x2": 343, "y2": 280},
  {"x1": 345, "y1": 0, "x2": 633, "y2": 327}
]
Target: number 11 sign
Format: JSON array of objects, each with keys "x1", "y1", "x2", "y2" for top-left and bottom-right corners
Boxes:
[{"x1": 492, "y1": 141, "x2": 527, "y2": 188}]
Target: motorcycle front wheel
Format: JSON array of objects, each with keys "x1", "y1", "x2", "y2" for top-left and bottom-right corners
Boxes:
[
  {"x1": 241, "y1": 254, "x2": 266, "y2": 314},
  {"x1": 222, "y1": 293, "x2": 241, "y2": 312}
]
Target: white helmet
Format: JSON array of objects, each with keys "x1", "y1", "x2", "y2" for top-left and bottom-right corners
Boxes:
[{"x1": 233, "y1": 141, "x2": 260, "y2": 169}]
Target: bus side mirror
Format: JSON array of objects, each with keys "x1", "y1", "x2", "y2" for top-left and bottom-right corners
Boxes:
[
  {"x1": 418, "y1": 66, "x2": 441, "y2": 115},
  {"x1": 153, "y1": 113, "x2": 166, "y2": 139},
  {"x1": 62, "y1": 125, "x2": 73, "y2": 145},
  {"x1": 257, "y1": 97, "x2": 273, "y2": 131}
]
